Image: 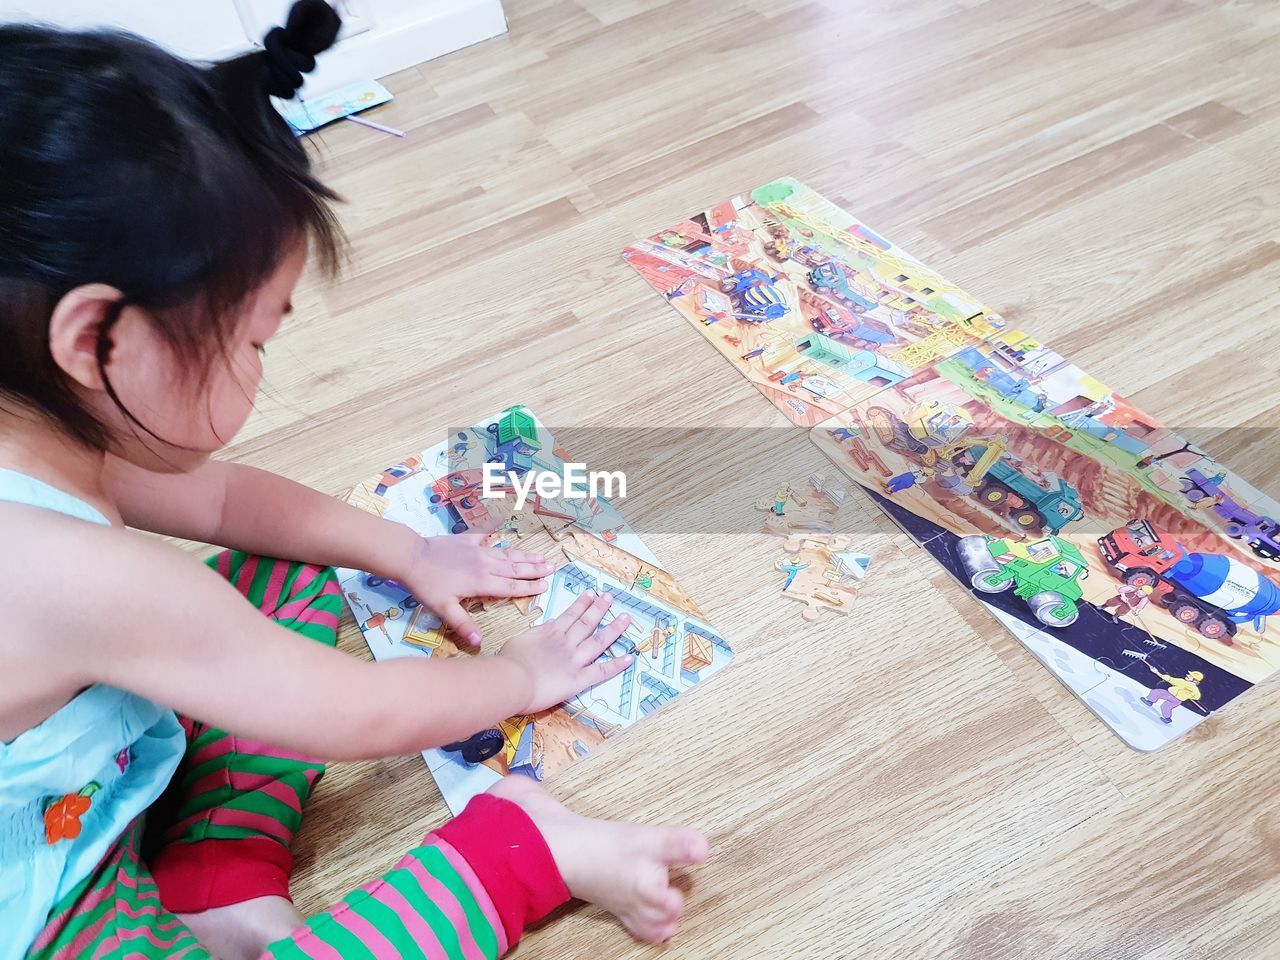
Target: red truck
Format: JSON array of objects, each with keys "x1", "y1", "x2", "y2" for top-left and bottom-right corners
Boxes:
[
  {"x1": 429, "y1": 470, "x2": 496, "y2": 534},
  {"x1": 1097, "y1": 520, "x2": 1183, "y2": 590},
  {"x1": 1098, "y1": 519, "x2": 1280, "y2": 642}
]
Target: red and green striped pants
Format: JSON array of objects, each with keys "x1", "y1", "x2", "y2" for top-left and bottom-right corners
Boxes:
[{"x1": 26, "y1": 553, "x2": 568, "y2": 960}]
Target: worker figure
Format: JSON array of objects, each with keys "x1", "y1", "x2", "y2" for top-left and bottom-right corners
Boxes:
[
  {"x1": 1189, "y1": 492, "x2": 1225, "y2": 511},
  {"x1": 771, "y1": 483, "x2": 794, "y2": 516},
  {"x1": 363, "y1": 606, "x2": 402, "y2": 636},
  {"x1": 1103, "y1": 583, "x2": 1154, "y2": 623},
  {"x1": 778, "y1": 561, "x2": 808, "y2": 590},
  {"x1": 741, "y1": 346, "x2": 770, "y2": 362},
  {"x1": 1144, "y1": 669, "x2": 1204, "y2": 724},
  {"x1": 1021, "y1": 392, "x2": 1051, "y2": 421},
  {"x1": 882, "y1": 468, "x2": 928, "y2": 495}
]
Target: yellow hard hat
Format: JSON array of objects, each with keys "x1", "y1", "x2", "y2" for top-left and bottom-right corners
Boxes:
[{"x1": 1187, "y1": 670, "x2": 1204, "y2": 682}]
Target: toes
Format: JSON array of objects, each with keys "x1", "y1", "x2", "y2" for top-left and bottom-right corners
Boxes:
[
  {"x1": 637, "y1": 866, "x2": 673, "y2": 906},
  {"x1": 626, "y1": 914, "x2": 681, "y2": 945},
  {"x1": 658, "y1": 888, "x2": 685, "y2": 921},
  {"x1": 659, "y1": 828, "x2": 709, "y2": 866},
  {"x1": 636, "y1": 869, "x2": 685, "y2": 920},
  {"x1": 653, "y1": 922, "x2": 679, "y2": 944}
]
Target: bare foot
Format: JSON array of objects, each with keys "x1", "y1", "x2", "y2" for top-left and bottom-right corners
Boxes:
[
  {"x1": 488, "y1": 776, "x2": 709, "y2": 943},
  {"x1": 176, "y1": 896, "x2": 303, "y2": 960}
]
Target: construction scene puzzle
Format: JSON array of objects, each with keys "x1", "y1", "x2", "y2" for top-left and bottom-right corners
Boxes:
[
  {"x1": 811, "y1": 326, "x2": 1280, "y2": 750},
  {"x1": 621, "y1": 177, "x2": 1279, "y2": 752},
  {"x1": 335, "y1": 406, "x2": 733, "y2": 811},
  {"x1": 622, "y1": 178, "x2": 1000, "y2": 428}
]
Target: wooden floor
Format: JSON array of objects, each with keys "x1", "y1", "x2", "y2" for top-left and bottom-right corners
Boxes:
[{"x1": 226, "y1": 1, "x2": 1280, "y2": 957}]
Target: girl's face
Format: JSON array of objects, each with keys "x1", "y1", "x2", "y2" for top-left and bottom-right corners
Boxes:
[{"x1": 100, "y1": 243, "x2": 307, "y2": 472}]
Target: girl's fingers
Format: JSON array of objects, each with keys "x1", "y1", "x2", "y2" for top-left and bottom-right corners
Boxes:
[
  {"x1": 497, "y1": 549, "x2": 549, "y2": 567},
  {"x1": 580, "y1": 611, "x2": 631, "y2": 662},
  {"x1": 484, "y1": 574, "x2": 549, "y2": 598},
  {"x1": 579, "y1": 652, "x2": 633, "y2": 691},
  {"x1": 504, "y1": 559, "x2": 555, "y2": 580},
  {"x1": 552, "y1": 591, "x2": 596, "y2": 631},
  {"x1": 439, "y1": 601, "x2": 482, "y2": 648},
  {"x1": 567, "y1": 592, "x2": 613, "y2": 643}
]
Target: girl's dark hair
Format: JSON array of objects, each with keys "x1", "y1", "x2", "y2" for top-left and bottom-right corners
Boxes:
[{"x1": 0, "y1": 0, "x2": 344, "y2": 450}]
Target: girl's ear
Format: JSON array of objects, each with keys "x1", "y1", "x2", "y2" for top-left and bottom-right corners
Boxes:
[{"x1": 47, "y1": 284, "x2": 126, "y2": 390}]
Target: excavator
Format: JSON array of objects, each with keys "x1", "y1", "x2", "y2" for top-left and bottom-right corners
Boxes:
[{"x1": 916, "y1": 434, "x2": 1010, "y2": 491}]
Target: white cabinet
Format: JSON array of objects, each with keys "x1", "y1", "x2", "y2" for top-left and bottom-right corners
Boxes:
[{"x1": 0, "y1": 0, "x2": 507, "y2": 92}]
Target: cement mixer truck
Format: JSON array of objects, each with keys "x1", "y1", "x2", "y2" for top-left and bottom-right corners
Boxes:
[{"x1": 1098, "y1": 519, "x2": 1280, "y2": 643}]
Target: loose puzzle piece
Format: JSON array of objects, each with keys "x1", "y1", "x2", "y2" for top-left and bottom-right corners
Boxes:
[
  {"x1": 755, "y1": 471, "x2": 848, "y2": 538},
  {"x1": 775, "y1": 534, "x2": 872, "y2": 621}
]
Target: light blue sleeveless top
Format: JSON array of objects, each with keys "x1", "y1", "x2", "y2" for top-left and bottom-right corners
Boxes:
[{"x1": 0, "y1": 468, "x2": 186, "y2": 959}]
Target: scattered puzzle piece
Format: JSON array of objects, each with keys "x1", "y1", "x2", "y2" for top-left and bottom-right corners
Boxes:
[
  {"x1": 756, "y1": 473, "x2": 848, "y2": 538},
  {"x1": 782, "y1": 532, "x2": 849, "y2": 554},
  {"x1": 775, "y1": 534, "x2": 871, "y2": 621}
]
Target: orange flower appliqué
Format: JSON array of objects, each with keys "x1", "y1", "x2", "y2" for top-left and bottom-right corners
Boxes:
[{"x1": 44, "y1": 783, "x2": 100, "y2": 845}]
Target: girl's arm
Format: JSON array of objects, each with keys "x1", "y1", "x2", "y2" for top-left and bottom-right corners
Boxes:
[
  {"x1": 105, "y1": 456, "x2": 421, "y2": 579},
  {"x1": 103, "y1": 456, "x2": 553, "y2": 642},
  {"x1": 33, "y1": 513, "x2": 630, "y2": 761}
]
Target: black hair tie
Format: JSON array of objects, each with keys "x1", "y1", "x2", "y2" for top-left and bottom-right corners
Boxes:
[{"x1": 261, "y1": 0, "x2": 342, "y2": 100}]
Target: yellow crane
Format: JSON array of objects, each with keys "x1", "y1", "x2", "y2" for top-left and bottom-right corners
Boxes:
[{"x1": 921, "y1": 435, "x2": 1010, "y2": 488}]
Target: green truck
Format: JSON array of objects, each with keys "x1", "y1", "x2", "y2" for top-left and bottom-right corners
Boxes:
[
  {"x1": 485, "y1": 406, "x2": 541, "y2": 476},
  {"x1": 956, "y1": 534, "x2": 1090, "y2": 628}
]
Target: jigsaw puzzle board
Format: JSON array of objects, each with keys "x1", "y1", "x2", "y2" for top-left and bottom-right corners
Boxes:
[
  {"x1": 622, "y1": 177, "x2": 1001, "y2": 427},
  {"x1": 811, "y1": 331, "x2": 1280, "y2": 750},
  {"x1": 335, "y1": 406, "x2": 732, "y2": 811}
]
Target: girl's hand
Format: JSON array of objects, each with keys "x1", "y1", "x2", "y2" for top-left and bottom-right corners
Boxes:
[
  {"x1": 400, "y1": 522, "x2": 555, "y2": 646},
  {"x1": 500, "y1": 590, "x2": 634, "y2": 714}
]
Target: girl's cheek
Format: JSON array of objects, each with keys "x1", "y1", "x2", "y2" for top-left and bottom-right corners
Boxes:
[{"x1": 209, "y1": 362, "x2": 262, "y2": 438}]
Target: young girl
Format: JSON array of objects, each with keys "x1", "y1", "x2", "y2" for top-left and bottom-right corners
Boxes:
[{"x1": 0, "y1": 4, "x2": 708, "y2": 958}]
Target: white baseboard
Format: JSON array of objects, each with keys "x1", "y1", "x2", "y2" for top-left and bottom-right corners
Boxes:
[{"x1": 302, "y1": 0, "x2": 507, "y2": 96}]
